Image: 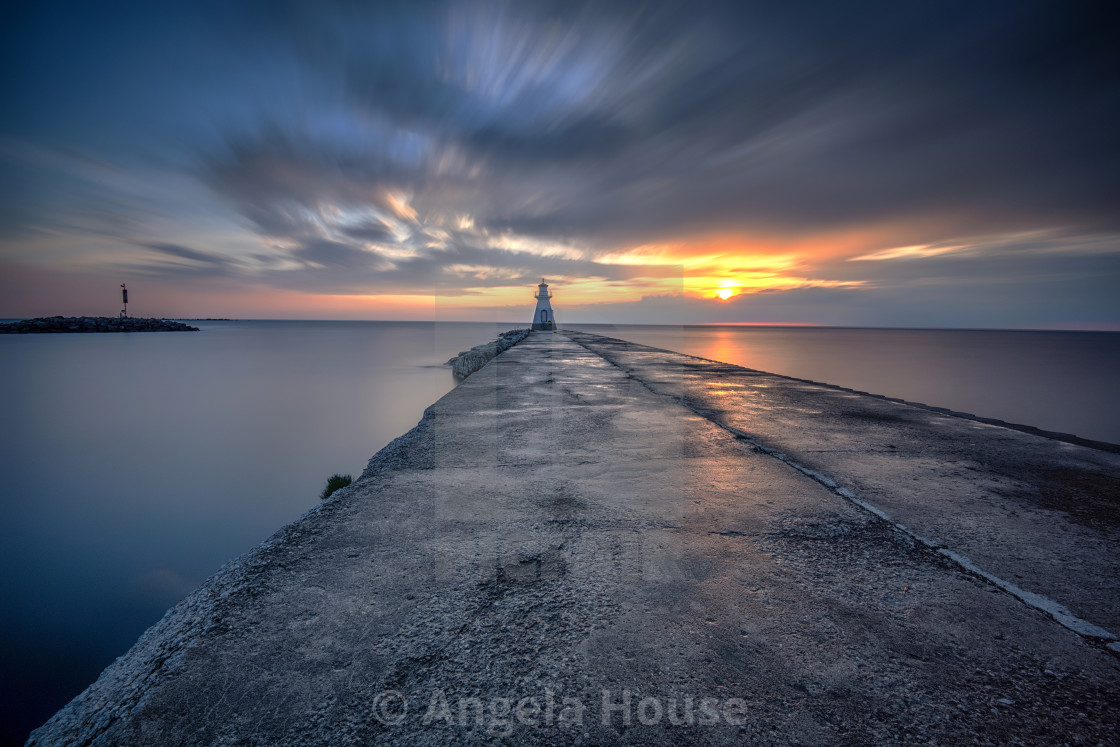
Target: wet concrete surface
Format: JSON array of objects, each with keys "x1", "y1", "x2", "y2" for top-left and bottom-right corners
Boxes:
[
  {"x1": 30, "y1": 331, "x2": 1120, "y2": 745},
  {"x1": 563, "y1": 330, "x2": 1120, "y2": 641}
]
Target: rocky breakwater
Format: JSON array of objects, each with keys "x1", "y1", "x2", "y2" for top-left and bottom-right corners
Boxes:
[
  {"x1": 447, "y1": 328, "x2": 529, "y2": 378},
  {"x1": 0, "y1": 316, "x2": 199, "y2": 333}
]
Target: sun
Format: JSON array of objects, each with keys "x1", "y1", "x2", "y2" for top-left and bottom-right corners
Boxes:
[{"x1": 715, "y1": 288, "x2": 736, "y2": 300}]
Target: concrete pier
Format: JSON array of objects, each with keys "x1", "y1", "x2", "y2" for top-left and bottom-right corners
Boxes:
[{"x1": 31, "y1": 331, "x2": 1120, "y2": 745}]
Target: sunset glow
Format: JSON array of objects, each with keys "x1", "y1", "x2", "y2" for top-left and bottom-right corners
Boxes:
[{"x1": 0, "y1": 2, "x2": 1115, "y2": 328}]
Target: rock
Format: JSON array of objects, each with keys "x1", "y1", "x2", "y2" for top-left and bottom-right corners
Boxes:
[
  {"x1": 447, "y1": 329, "x2": 531, "y2": 379},
  {"x1": 0, "y1": 317, "x2": 199, "y2": 334}
]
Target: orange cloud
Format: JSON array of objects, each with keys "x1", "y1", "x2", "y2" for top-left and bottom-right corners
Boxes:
[
  {"x1": 591, "y1": 232, "x2": 868, "y2": 301},
  {"x1": 385, "y1": 191, "x2": 419, "y2": 222}
]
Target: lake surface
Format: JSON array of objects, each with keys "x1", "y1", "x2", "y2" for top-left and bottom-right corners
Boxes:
[
  {"x1": 0, "y1": 320, "x2": 517, "y2": 744},
  {"x1": 2, "y1": 321, "x2": 1118, "y2": 742}
]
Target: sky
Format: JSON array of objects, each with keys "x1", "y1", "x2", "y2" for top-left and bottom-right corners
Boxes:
[{"x1": 1, "y1": 0, "x2": 1118, "y2": 327}]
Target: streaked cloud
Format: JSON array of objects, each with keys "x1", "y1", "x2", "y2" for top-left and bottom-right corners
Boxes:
[
  {"x1": 0, "y1": 0, "x2": 1116, "y2": 326},
  {"x1": 850, "y1": 243, "x2": 969, "y2": 262}
]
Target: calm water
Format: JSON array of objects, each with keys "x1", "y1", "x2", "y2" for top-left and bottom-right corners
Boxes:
[
  {"x1": 2, "y1": 322, "x2": 1118, "y2": 742},
  {"x1": 568, "y1": 324, "x2": 1120, "y2": 445},
  {"x1": 0, "y1": 320, "x2": 518, "y2": 744}
]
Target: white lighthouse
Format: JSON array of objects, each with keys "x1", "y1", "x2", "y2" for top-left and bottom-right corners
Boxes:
[{"x1": 531, "y1": 278, "x2": 556, "y2": 330}]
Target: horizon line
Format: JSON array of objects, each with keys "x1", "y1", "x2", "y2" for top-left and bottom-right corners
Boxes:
[{"x1": 5, "y1": 316, "x2": 1116, "y2": 333}]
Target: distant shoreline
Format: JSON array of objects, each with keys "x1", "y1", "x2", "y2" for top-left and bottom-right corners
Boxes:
[{"x1": 0, "y1": 316, "x2": 199, "y2": 333}]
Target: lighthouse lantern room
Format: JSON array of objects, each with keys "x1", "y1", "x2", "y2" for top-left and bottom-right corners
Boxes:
[{"x1": 531, "y1": 278, "x2": 556, "y2": 330}]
